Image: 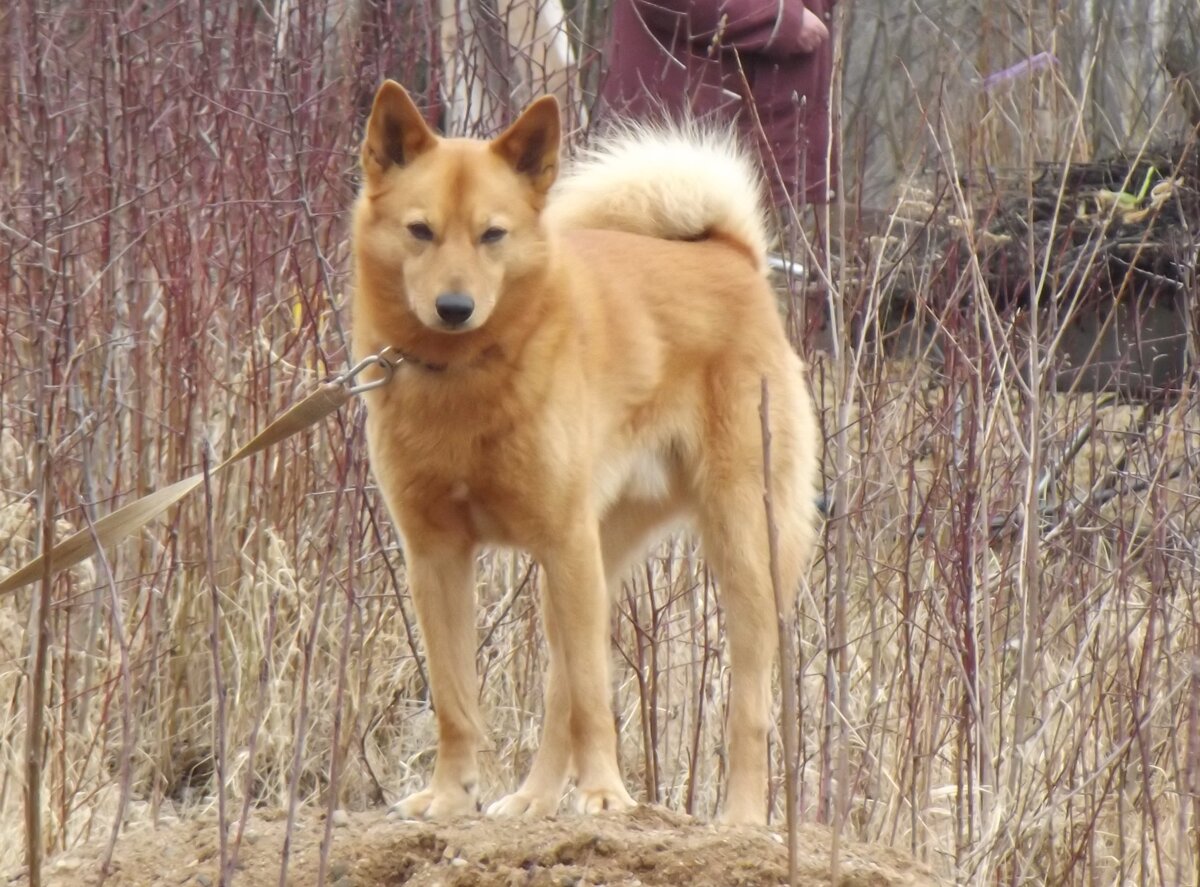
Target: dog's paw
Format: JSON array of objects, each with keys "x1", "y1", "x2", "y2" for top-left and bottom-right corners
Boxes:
[
  {"x1": 486, "y1": 790, "x2": 559, "y2": 818},
  {"x1": 388, "y1": 784, "x2": 479, "y2": 820},
  {"x1": 716, "y1": 802, "x2": 766, "y2": 827},
  {"x1": 573, "y1": 784, "x2": 636, "y2": 815}
]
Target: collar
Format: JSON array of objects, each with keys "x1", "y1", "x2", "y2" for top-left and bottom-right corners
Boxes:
[
  {"x1": 340, "y1": 344, "x2": 458, "y2": 394},
  {"x1": 398, "y1": 351, "x2": 448, "y2": 373}
]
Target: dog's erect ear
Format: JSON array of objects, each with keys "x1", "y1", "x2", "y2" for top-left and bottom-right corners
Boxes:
[
  {"x1": 491, "y1": 96, "x2": 561, "y2": 194},
  {"x1": 362, "y1": 80, "x2": 437, "y2": 182}
]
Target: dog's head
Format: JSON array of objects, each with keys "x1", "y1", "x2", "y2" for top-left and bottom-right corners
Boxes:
[{"x1": 354, "y1": 81, "x2": 560, "y2": 335}]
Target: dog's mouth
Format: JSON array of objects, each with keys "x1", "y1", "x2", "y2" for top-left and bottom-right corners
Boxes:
[{"x1": 428, "y1": 316, "x2": 479, "y2": 334}]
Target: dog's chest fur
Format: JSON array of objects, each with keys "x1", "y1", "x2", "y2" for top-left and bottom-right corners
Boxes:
[{"x1": 369, "y1": 383, "x2": 680, "y2": 548}]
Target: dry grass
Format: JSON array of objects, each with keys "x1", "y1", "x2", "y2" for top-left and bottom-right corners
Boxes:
[{"x1": 2, "y1": 1, "x2": 1199, "y2": 885}]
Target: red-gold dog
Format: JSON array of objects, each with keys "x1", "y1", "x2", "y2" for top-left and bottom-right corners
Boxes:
[{"x1": 351, "y1": 80, "x2": 819, "y2": 824}]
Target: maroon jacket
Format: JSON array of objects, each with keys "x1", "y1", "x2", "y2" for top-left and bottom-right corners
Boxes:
[{"x1": 600, "y1": 0, "x2": 836, "y2": 208}]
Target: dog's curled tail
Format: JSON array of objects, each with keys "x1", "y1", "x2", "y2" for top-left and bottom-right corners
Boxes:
[{"x1": 546, "y1": 122, "x2": 770, "y2": 271}]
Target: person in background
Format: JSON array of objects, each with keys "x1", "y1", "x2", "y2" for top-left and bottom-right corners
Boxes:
[{"x1": 600, "y1": 0, "x2": 837, "y2": 217}]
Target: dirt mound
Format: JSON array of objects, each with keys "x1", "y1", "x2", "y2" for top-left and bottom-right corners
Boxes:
[{"x1": 18, "y1": 805, "x2": 940, "y2": 887}]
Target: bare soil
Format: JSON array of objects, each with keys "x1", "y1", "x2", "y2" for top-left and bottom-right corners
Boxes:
[{"x1": 16, "y1": 805, "x2": 941, "y2": 887}]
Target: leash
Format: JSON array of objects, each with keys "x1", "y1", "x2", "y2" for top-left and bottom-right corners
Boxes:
[{"x1": 0, "y1": 347, "x2": 404, "y2": 597}]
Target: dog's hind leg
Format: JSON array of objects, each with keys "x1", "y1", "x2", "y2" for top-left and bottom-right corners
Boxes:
[
  {"x1": 390, "y1": 540, "x2": 486, "y2": 819},
  {"x1": 698, "y1": 433, "x2": 813, "y2": 826},
  {"x1": 599, "y1": 496, "x2": 687, "y2": 591},
  {"x1": 697, "y1": 486, "x2": 779, "y2": 825}
]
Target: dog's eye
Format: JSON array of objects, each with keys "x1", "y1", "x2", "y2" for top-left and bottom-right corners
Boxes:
[
  {"x1": 407, "y1": 222, "x2": 434, "y2": 242},
  {"x1": 480, "y1": 227, "x2": 507, "y2": 244}
]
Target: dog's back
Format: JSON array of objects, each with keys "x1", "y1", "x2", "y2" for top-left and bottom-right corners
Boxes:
[{"x1": 540, "y1": 124, "x2": 815, "y2": 526}]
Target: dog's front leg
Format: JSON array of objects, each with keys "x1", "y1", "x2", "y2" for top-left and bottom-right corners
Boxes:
[
  {"x1": 485, "y1": 631, "x2": 573, "y2": 816},
  {"x1": 495, "y1": 521, "x2": 636, "y2": 816},
  {"x1": 391, "y1": 541, "x2": 485, "y2": 819}
]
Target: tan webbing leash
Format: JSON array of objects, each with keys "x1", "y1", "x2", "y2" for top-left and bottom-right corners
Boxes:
[{"x1": 0, "y1": 347, "x2": 402, "y2": 597}]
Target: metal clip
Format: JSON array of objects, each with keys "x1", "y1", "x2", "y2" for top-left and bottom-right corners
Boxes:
[{"x1": 337, "y1": 346, "x2": 404, "y2": 395}]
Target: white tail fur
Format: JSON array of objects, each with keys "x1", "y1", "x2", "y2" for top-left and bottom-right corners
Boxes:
[{"x1": 546, "y1": 122, "x2": 770, "y2": 271}]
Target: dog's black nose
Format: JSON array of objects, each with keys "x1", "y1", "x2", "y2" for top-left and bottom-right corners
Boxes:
[{"x1": 435, "y1": 292, "x2": 475, "y2": 326}]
